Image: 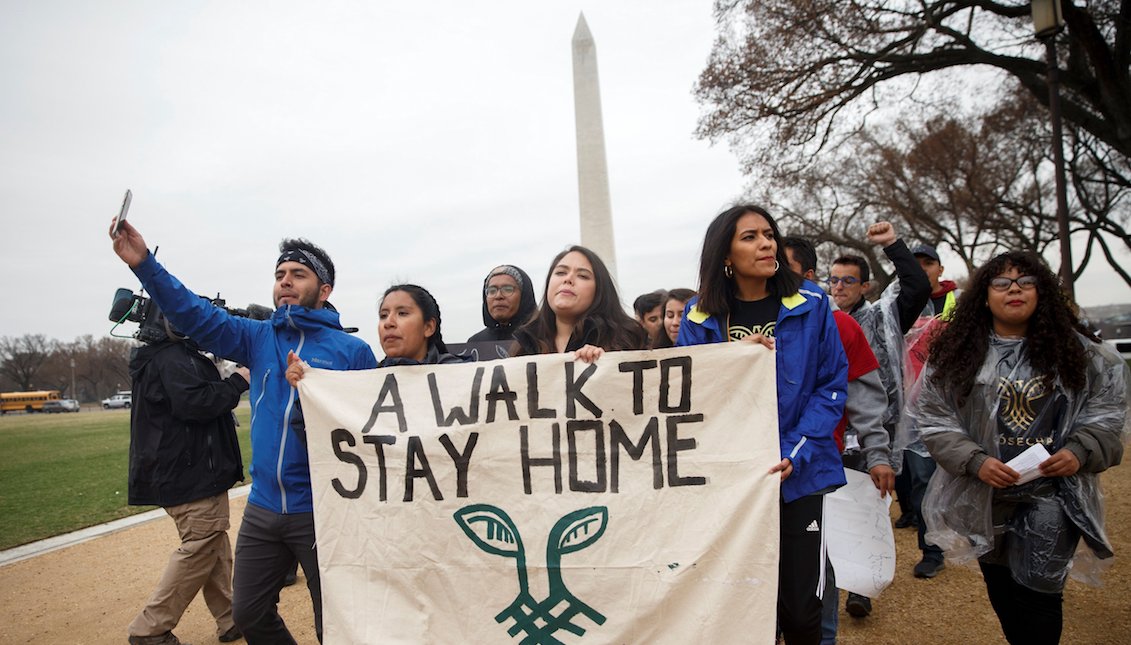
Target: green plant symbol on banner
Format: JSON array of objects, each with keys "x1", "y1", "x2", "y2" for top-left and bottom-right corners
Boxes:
[{"x1": 453, "y1": 504, "x2": 609, "y2": 643}]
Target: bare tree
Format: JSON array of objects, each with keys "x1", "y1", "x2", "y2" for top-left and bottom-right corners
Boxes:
[
  {"x1": 772, "y1": 93, "x2": 1063, "y2": 289},
  {"x1": 0, "y1": 334, "x2": 136, "y2": 400},
  {"x1": 696, "y1": 0, "x2": 1131, "y2": 284},
  {"x1": 0, "y1": 335, "x2": 53, "y2": 391},
  {"x1": 72, "y1": 335, "x2": 134, "y2": 400}
]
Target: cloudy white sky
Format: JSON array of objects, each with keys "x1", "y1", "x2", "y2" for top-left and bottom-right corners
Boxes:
[{"x1": 2, "y1": 1, "x2": 1127, "y2": 354}]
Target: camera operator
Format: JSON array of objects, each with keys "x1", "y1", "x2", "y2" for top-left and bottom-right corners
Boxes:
[
  {"x1": 127, "y1": 309, "x2": 248, "y2": 645},
  {"x1": 111, "y1": 220, "x2": 377, "y2": 644}
]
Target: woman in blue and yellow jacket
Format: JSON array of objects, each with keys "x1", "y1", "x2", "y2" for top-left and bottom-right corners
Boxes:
[{"x1": 677, "y1": 204, "x2": 847, "y2": 645}]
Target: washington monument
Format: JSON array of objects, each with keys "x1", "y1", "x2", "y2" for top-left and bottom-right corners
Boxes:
[{"x1": 571, "y1": 12, "x2": 618, "y2": 279}]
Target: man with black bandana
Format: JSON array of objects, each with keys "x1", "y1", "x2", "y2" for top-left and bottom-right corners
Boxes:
[{"x1": 111, "y1": 220, "x2": 377, "y2": 644}]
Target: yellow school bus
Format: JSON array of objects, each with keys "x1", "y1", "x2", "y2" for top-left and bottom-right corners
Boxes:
[{"x1": 0, "y1": 390, "x2": 62, "y2": 414}]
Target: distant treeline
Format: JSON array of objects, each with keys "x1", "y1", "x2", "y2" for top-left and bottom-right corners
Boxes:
[{"x1": 0, "y1": 334, "x2": 134, "y2": 402}]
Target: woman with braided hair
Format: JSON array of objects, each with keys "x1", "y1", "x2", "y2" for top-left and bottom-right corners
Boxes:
[
  {"x1": 285, "y1": 284, "x2": 464, "y2": 385},
  {"x1": 373, "y1": 284, "x2": 465, "y2": 366},
  {"x1": 911, "y1": 250, "x2": 1128, "y2": 645}
]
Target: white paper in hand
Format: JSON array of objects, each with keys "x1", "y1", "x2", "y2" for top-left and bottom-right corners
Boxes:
[{"x1": 1005, "y1": 443, "x2": 1052, "y2": 485}]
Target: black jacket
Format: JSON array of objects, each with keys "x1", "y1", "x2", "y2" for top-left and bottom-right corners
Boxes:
[
  {"x1": 378, "y1": 344, "x2": 471, "y2": 367},
  {"x1": 127, "y1": 340, "x2": 247, "y2": 507},
  {"x1": 512, "y1": 318, "x2": 601, "y2": 356},
  {"x1": 467, "y1": 265, "x2": 538, "y2": 342},
  {"x1": 849, "y1": 239, "x2": 931, "y2": 335}
]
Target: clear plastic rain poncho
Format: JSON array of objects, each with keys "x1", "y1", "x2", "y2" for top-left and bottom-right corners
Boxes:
[
  {"x1": 852, "y1": 278, "x2": 912, "y2": 460},
  {"x1": 907, "y1": 333, "x2": 1130, "y2": 592}
]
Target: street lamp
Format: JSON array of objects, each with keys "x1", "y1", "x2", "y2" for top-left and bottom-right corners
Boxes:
[
  {"x1": 1031, "y1": 0, "x2": 1063, "y2": 38},
  {"x1": 70, "y1": 358, "x2": 76, "y2": 401},
  {"x1": 1031, "y1": 0, "x2": 1075, "y2": 299}
]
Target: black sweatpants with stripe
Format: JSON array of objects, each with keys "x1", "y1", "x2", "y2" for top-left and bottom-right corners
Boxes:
[{"x1": 778, "y1": 494, "x2": 826, "y2": 645}]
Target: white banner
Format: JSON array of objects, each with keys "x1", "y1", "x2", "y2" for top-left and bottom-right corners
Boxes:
[{"x1": 300, "y1": 343, "x2": 782, "y2": 644}]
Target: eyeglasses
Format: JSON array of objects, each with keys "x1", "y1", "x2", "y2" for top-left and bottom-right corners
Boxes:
[
  {"x1": 989, "y1": 276, "x2": 1038, "y2": 292},
  {"x1": 825, "y1": 276, "x2": 861, "y2": 286},
  {"x1": 485, "y1": 285, "x2": 518, "y2": 297}
]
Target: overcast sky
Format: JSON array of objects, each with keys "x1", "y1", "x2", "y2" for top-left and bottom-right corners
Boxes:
[{"x1": 2, "y1": 1, "x2": 1127, "y2": 355}]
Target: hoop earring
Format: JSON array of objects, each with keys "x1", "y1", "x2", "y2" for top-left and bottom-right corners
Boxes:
[
  {"x1": 724, "y1": 264, "x2": 734, "y2": 278},
  {"x1": 774, "y1": 260, "x2": 780, "y2": 273}
]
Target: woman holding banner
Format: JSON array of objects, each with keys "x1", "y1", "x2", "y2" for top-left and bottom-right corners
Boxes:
[
  {"x1": 513, "y1": 245, "x2": 646, "y2": 362},
  {"x1": 286, "y1": 283, "x2": 463, "y2": 384},
  {"x1": 373, "y1": 284, "x2": 465, "y2": 366},
  {"x1": 677, "y1": 204, "x2": 848, "y2": 645},
  {"x1": 911, "y1": 251, "x2": 1127, "y2": 645}
]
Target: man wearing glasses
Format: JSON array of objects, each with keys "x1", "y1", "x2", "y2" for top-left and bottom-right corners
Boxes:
[
  {"x1": 467, "y1": 265, "x2": 538, "y2": 343},
  {"x1": 827, "y1": 222, "x2": 930, "y2": 330}
]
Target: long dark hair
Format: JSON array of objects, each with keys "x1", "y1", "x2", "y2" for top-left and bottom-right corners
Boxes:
[
  {"x1": 653, "y1": 288, "x2": 697, "y2": 349},
  {"x1": 517, "y1": 245, "x2": 646, "y2": 354},
  {"x1": 927, "y1": 251, "x2": 1095, "y2": 404},
  {"x1": 695, "y1": 204, "x2": 802, "y2": 317},
  {"x1": 380, "y1": 284, "x2": 448, "y2": 354}
]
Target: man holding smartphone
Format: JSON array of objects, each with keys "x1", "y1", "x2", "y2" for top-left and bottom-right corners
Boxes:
[{"x1": 111, "y1": 220, "x2": 377, "y2": 644}]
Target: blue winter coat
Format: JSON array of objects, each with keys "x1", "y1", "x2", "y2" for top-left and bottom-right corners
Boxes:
[
  {"x1": 132, "y1": 253, "x2": 378, "y2": 514},
  {"x1": 676, "y1": 281, "x2": 848, "y2": 502}
]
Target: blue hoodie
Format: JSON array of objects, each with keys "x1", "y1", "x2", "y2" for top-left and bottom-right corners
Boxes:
[
  {"x1": 677, "y1": 280, "x2": 848, "y2": 503},
  {"x1": 132, "y1": 253, "x2": 377, "y2": 514}
]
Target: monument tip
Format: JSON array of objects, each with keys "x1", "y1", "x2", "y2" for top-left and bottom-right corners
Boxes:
[{"x1": 572, "y1": 12, "x2": 593, "y2": 43}]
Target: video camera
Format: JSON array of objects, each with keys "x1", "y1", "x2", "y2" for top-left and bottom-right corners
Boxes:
[{"x1": 109, "y1": 288, "x2": 272, "y2": 344}]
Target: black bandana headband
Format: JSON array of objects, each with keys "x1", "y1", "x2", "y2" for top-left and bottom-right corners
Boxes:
[{"x1": 277, "y1": 249, "x2": 332, "y2": 286}]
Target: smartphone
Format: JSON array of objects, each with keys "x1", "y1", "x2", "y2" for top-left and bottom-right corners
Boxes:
[{"x1": 112, "y1": 189, "x2": 132, "y2": 237}]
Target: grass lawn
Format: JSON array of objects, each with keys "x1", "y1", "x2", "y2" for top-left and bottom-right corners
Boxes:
[{"x1": 0, "y1": 405, "x2": 251, "y2": 551}]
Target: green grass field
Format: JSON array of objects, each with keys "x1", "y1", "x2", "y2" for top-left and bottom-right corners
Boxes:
[{"x1": 0, "y1": 406, "x2": 251, "y2": 551}]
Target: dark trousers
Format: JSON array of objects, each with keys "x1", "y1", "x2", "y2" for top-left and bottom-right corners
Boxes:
[
  {"x1": 894, "y1": 452, "x2": 913, "y2": 516},
  {"x1": 779, "y1": 494, "x2": 825, "y2": 645},
  {"x1": 905, "y1": 451, "x2": 943, "y2": 560},
  {"x1": 232, "y1": 502, "x2": 322, "y2": 644},
  {"x1": 980, "y1": 562, "x2": 1063, "y2": 644}
]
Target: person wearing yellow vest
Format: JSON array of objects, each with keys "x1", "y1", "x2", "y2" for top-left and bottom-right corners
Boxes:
[
  {"x1": 912, "y1": 245, "x2": 960, "y2": 321},
  {"x1": 899, "y1": 243, "x2": 963, "y2": 583}
]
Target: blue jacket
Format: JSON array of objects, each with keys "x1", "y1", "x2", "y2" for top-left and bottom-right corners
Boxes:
[
  {"x1": 676, "y1": 281, "x2": 848, "y2": 502},
  {"x1": 132, "y1": 253, "x2": 377, "y2": 514}
]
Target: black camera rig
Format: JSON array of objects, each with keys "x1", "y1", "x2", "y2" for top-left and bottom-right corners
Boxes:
[{"x1": 109, "y1": 287, "x2": 272, "y2": 345}]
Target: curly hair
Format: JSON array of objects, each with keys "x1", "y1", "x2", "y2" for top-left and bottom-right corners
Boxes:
[
  {"x1": 517, "y1": 245, "x2": 646, "y2": 354},
  {"x1": 927, "y1": 251, "x2": 1096, "y2": 404}
]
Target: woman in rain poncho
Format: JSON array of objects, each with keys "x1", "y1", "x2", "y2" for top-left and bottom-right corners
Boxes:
[{"x1": 910, "y1": 250, "x2": 1128, "y2": 645}]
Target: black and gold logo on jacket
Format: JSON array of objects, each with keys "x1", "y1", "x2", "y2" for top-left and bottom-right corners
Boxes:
[{"x1": 996, "y1": 376, "x2": 1049, "y2": 435}]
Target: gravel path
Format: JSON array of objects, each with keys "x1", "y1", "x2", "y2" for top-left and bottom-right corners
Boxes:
[{"x1": 2, "y1": 465, "x2": 1128, "y2": 644}]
